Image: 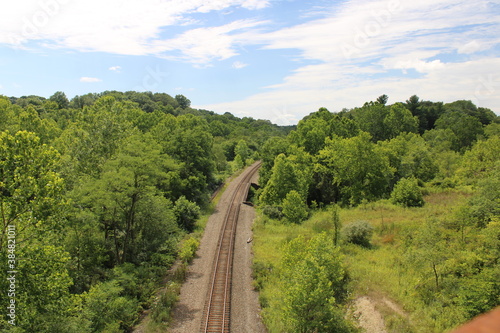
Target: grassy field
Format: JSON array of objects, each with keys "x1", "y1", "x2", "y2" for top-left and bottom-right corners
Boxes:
[{"x1": 253, "y1": 188, "x2": 475, "y2": 333}]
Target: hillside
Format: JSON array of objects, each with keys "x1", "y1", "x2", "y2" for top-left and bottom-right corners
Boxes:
[{"x1": 253, "y1": 95, "x2": 500, "y2": 332}]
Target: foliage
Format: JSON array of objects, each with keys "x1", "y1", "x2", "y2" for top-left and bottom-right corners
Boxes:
[
  {"x1": 378, "y1": 132, "x2": 438, "y2": 183},
  {"x1": 279, "y1": 233, "x2": 355, "y2": 332},
  {"x1": 391, "y1": 177, "x2": 425, "y2": 207},
  {"x1": 173, "y1": 196, "x2": 200, "y2": 232},
  {"x1": 253, "y1": 95, "x2": 498, "y2": 332},
  {"x1": 435, "y1": 111, "x2": 484, "y2": 151},
  {"x1": 262, "y1": 205, "x2": 283, "y2": 219},
  {"x1": 178, "y1": 237, "x2": 200, "y2": 263},
  {"x1": 341, "y1": 220, "x2": 374, "y2": 247},
  {"x1": 150, "y1": 282, "x2": 180, "y2": 324},
  {"x1": 316, "y1": 132, "x2": 392, "y2": 205},
  {"x1": 282, "y1": 190, "x2": 309, "y2": 224},
  {"x1": 83, "y1": 280, "x2": 140, "y2": 332},
  {"x1": 0, "y1": 90, "x2": 287, "y2": 331},
  {"x1": 260, "y1": 152, "x2": 312, "y2": 206},
  {"x1": 458, "y1": 136, "x2": 500, "y2": 182},
  {"x1": 330, "y1": 204, "x2": 341, "y2": 246}
]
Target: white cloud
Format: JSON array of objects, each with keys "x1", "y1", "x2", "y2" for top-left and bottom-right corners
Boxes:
[
  {"x1": 151, "y1": 19, "x2": 266, "y2": 64},
  {"x1": 201, "y1": 58, "x2": 500, "y2": 125},
  {"x1": 80, "y1": 77, "x2": 102, "y2": 83},
  {"x1": 1, "y1": 0, "x2": 498, "y2": 123},
  {"x1": 232, "y1": 61, "x2": 248, "y2": 69},
  {"x1": 109, "y1": 66, "x2": 121, "y2": 72},
  {"x1": 0, "y1": 0, "x2": 269, "y2": 61},
  {"x1": 196, "y1": 0, "x2": 500, "y2": 123}
]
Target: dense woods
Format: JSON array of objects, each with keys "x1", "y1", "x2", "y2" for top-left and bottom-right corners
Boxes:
[
  {"x1": 0, "y1": 90, "x2": 499, "y2": 332},
  {"x1": 254, "y1": 96, "x2": 500, "y2": 332},
  {"x1": 0, "y1": 91, "x2": 287, "y2": 332}
]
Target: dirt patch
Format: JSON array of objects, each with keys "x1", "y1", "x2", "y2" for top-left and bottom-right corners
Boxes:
[{"x1": 354, "y1": 296, "x2": 388, "y2": 333}]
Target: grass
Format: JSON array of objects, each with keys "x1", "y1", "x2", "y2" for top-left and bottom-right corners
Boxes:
[{"x1": 253, "y1": 189, "x2": 474, "y2": 333}]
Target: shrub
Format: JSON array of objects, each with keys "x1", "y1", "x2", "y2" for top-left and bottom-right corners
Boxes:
[
  {"x1": 262, "y1": 205, "x2": 283, "y2": 219},
  {"x1": 151, "y1": 282, "x2": 181, "y2": 324},
  {"x1": 282, "y1": 190, "x2": 309, "y2": 224},
  {"x1": 391, "y1": 177, "x2": 424, "y2": 207},
  {"x1": 174, "y1": 196, "x2": 200, "y2": 231},
  {"x1": 178, "y1": 237, "x2": 199, "y2": 263},
  {"x1": 83, "y1": 280, "x2": 140, "y2": 332},
  {"x1": 342, "y1": 220, "x2": 374, "y2": 247}
]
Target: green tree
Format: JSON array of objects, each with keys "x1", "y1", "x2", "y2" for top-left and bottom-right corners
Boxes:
[
  {"x1": 391, "y1": 177, "x2": 424, "y2": 207},
  {"x1": 444, "y1": 100, "x2": 496, "y2": 126},
  {"x1": 49, "y1": 91, "x2": 70, "y2": 109},
  {"x1": 405, "y1": 94, "x2": 421, "y2": 114},
  {"x1": 352, "y1": 102, "x2": 389, "y2": 142},
  {"x1": 258, "y1": 137, "x2": 289, "y2": 187},
  {"x1": 408, "y1": 220, "x2": 450, "y2": 295},
  {"x1": 280, "y1": 233, "x2": 354, "y2": 332},
  {"x1": 82, "y1": 280, "x2": 139, "y2": 332},
  {"x1": 435, "y1": 111, "x2": 484, "y2": 151},
  {"x1": 378, "y1": 132, "x2": 438, "y2": 183},
  {"x1": 383, "y1": 103, "x2": 419, "y2": 139},
  {"x1": 316, "y1": 132, "x2": 392, "y2": 205},
  {"x1": 0, "y1": 131, "x2": 76, "y2": 331},
  {"x1": 330, "y1": 204, "x2": 341, "y2": 246},
  {"x1": 0, "y1": 131, "x2": 66, "y2": 246},
  {"x1": 173, "y1": 196, "x2": 200, "y2": 232},
  {"x1": 0, "y1": 96, "x2": 19, "y2": 133},
  {"x1": 260, "y1": 152, "x2": 312, "y2": 206},
  {"x1": 282, "y1": 190, "x2": 308, "y2": 224},
  {"x1": 458, "y1": 136, "x2": 500, "y2": 182},
  {"x1": 292, "y1": 115, "x2": 330, "y2": 155},
  {"x1": 75, "y1": 134, "x2": 177, "y2": 265},
  {"x1": 234, "y1": 139, "x2": 251, "y2": 162},
  {"x1": 175, "y1": 94, "x2": 191, "y2": 109},
  {"x1": 377, "y1": 94, "x2": 389, "y2": 105}
]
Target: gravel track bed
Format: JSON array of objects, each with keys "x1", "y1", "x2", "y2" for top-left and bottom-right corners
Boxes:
[{"x1": 169, "y1": 164, "x2": 265, "y2": 332}]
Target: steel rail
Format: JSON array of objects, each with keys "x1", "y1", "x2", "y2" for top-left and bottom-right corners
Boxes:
[{"x1": 201, "y1": 162, "x2": 261, "y2": 333}]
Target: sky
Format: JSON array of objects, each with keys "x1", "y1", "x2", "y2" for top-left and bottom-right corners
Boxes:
[{"x1": 0, "y1": 0, "x2": 499, "y2": 125}]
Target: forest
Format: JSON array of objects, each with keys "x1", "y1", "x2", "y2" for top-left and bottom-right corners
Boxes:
[
  {"x1": 253, "y1": 96, "x2": 500, "y2": 332},
  {"x1": 0, "y1": 91, "x2": 287, "y2": 332},
  {"x1": 0, "y1": 90, "x2": 498, "y2": 332}
]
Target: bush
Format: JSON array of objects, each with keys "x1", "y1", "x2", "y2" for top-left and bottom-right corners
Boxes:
[
  {"x1": 342, "y1": 220, "x2": 374, "y2": 247},
  {"x1": 178, "y1": 237, "x2": 199, "y2": 263},
  {"x1": 151, "y1": 282, "x2": 180, "y2": 324},
  {"x1": 282, "y1": 190, "x2": 309, "y2": 224},
  {"x1": 174, "y1": 196, "x2": 200, "y2": 231},
  {"x1": 391, "y1": 177, "x2": 424, "y2": 207},
  {"x1": 83, "y1": 280, "x2": 140, "y2": 332},
  {"x1": 262, "y1": 205, "x2": 283, "y2": 219}
]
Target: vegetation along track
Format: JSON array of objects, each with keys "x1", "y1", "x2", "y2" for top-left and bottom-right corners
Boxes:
[{"x1": 200, "y1": 162, "x2": 261, "y2": 333}]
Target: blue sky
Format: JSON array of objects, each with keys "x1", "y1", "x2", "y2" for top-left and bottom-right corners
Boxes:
[{"x1": 1, "y1": 0, "x2": 499, "y2": 124}]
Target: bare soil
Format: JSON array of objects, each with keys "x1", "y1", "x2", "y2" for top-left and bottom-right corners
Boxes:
[
  {"x1": 353, "y1": 293, "x2": 408, "y2": 333},
  {"x1": 353, "y1": 296, "x2": 388, "y2": 333}
]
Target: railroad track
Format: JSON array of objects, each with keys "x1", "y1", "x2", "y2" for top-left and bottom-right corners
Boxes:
[{"x1": 200, "y1": 162, "x2": 261, "y2": 333}]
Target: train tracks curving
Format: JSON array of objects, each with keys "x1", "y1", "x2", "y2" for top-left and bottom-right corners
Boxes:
[{"x1": 200, "y1": 162, "x2": 261, "y2": 333}]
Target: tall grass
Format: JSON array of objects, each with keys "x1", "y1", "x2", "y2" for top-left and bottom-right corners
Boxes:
[{"x1": 253, "y1": 190, "x2": 474, "y2": 333}]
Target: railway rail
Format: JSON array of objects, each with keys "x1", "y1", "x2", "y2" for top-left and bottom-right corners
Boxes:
[{"x1": 200, "y1": 162, "x2": 261, "y2": 333}]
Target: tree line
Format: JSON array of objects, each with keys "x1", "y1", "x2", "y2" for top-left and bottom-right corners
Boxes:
[{"x1": 259, "y1": 96, "x2": 498, "y2": 214}]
